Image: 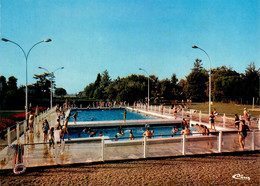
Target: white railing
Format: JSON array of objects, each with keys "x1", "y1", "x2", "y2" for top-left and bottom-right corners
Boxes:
[
  {"x1": 134, "y1": 104, "x2": 260, "y2": 130},
  {"x1": 0, "y1": 130, "x2": 259, "y2": 170}
]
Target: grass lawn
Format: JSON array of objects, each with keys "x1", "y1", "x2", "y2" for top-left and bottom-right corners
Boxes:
[{"x1": 187, "y1": 102, "x2": 259, "y2": 117}]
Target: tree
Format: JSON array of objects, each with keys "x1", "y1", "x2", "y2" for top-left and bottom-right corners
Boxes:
[
  {"x1": 183, "y1": 59, "x2": 208, "y2": 102},
  {"x1": 55, "y1": 87, "x2": 67, "y2": 97},
  {"x1": 211, "y1": 66, "x2": 242, "y2": 102},
  {"x1": 7, "y1": 76, "x2": 18, "y2": 92},
  {"x1": 243, "y1": 62, "x2": 259, "y2": 104},
  {"x1": 192, "y1": 59, "x2": 203, "y2": 71},
  {"x1": 0, "y1": 76, "x2": 7, "y2": 109},
  {"x1": 33, "y1": 73, "x2": 52, "y2": 98}
]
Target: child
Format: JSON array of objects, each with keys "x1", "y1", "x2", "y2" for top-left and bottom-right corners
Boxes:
[{"x1": 49, "y1": 127, "x2": 55, "y2": 149}]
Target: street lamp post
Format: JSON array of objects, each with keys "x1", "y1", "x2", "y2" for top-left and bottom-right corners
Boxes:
[
  {"x1": 1, "y1": 38, "x2": 52, "y2": 120},
  {"x1": 192, "y1": 45, "x2": 212, "y2": 116},
  {"x1": 38, "y1": 67, "x2": 64, "y2": 109},
  {"x1": 139, "y1": 68, "x2": 150, "y2": 110}
]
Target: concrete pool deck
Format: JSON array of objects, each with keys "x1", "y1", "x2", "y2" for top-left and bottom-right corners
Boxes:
[{"x1": 0, "y1": 107, "x2": 259, "y2": 170}]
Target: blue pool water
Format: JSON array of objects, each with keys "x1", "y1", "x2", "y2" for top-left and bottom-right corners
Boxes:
[
  {"x1": 67, "y1": 125, "x2": 197, "y2": 141},
  {"x1": 69, "y1": 109, "x2": 157, "y2": 122}
]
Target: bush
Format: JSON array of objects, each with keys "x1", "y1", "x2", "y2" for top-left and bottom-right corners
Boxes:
[{"x1": 0, "y1": 119, "x2": 15, "y2": 131}]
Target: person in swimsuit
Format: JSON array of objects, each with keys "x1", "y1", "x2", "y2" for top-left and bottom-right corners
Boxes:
[
  {"x1": 243, "y1": 108, "x2": 248, "y2": 121},
  {"x1": 129, "y1": 130, "x2": 134, "y2": 140},
  {"x1": 49, "y1": 127, "x2": 55, "y2": 149},
  {"x1": 171, "y1": 127, "x2": 179, "y2": 135},
  {"x1": 64, "y1": 117, "x2": 70, "y2": 140},
  {"x1": 42, "y1": 120, "x2": 49, "y2": 143},
  {"x1": 124, "y1": 109, "x2": 127, "y2": 121},
  {"x1": 55, "y1": 118, "x2": 62, "y2": 130},
  {"x1": 143, "y1": 128, "x2": 153, "y2": 139},
  {"x1": 173, "y1": 105, "x2": 177, "y2": 119},
  {"x1": 73, "y1": 112, "x2": 78, "y2": 124},
  {"x1": 181, "y1": 126, "x2": 191, "y2": 136},
  {"x1": 28, "y1": 112, "x2": 34, "y2": 133},
  {"x1": 234, "y1": 114, "x2": 240, "y2": 129},
  {"x1": 181, "y1": 118, "x2": 188, "y2": 127},
  {"x1": 160, "y1": 104, "x2": 164, "y2": 115},
  {"x1": 59, "y1": 127, "x2": 65, "y2": 145},
  {"x1": 209, "y1": 112, "x2": 216, "y2": 130},
  {"x1": 238, "y1": 119, "x2": 250, "y2": 151}
]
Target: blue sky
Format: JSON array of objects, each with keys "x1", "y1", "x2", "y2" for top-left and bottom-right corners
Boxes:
[{"x1": 0, "y1": 0, "x2": 259, "y2": 94}]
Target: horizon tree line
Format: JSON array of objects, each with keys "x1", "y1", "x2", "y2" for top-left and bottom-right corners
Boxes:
[{"x1": 0, "y1": 61, "x2": 259, "y2": 109}]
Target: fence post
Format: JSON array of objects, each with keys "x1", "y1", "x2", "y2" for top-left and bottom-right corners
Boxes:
[
  {"x1": 7, "y1": 127, "x2": 11, "y2": 145},
  {"x1": 54, "y1": 141, "x2": 58, "y2": 164},
  {"x1": 252, "y1": 130, "x2": 255, "y2": 151},
  {"x1": 143, "y1": 136, "x2": 147, "y2": 158},
  {"x1": 24, "y1": 120, "x2": 27, "y2": 134},
  {"x1": 182, "y1": 109, "x2": 184, "y2": 119},
  {"x1": 101, "y1": 137, "x2": 105, "y2": 161},
  {"x1": 258, "y1": 119, "x2": 260, "y2": 130},
  {"x1": 218, "y1": 131, "x2": 222, "y2": 153},
  {"x1": 182, "y1": 134, "x2": 186, "y2": 155},
  {"x1": 190, "y1": 110, "x2": 192, "y2": 121},
  {"x1": 223, "y1": 113, "x2": 226, "y2": 128},
  {"x1": 199, "y1": 111, "x2": 201, "y2": 123},
  {"x1": 16, "y1": 123, "x2": 20, "y2": 143}
]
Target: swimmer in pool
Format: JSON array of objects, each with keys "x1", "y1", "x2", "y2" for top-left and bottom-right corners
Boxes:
[
  {"x1": 181, "y1": 126, "x2": 191, "y2": 136},
  {"x1": 89, "y1": 131, "x2": 97, "y2": 137},
  {"x1": 117, "y1": 130, "x2": 124, "y2": 136},
  {"x1": 129, "y1": 130, "x2": 134, "y2": 140},
  {"x1": 143, "y1": 128, "x2": 153, "y2": 139}
]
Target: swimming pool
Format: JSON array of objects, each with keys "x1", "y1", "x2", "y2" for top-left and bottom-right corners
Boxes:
[
  {"x1": 69, "y1": 109, "x2": 157, "y2": 122},
  {"x1": 67, "y1": 125, "x2": 197, "y2": 141}
]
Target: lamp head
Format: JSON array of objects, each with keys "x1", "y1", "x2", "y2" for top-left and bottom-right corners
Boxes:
[
  {"x1": 44, "y1": 38, "x2": 52, "y2": 42},
  {"x1": 61, "y1": 67, "x2": 64, "y2": 69},
  {"x1": 192, "y1": 45, "x2": 198, "y2": 49},
  {"x1": 1, "y1": 38, "x2": 9, "y2": 42},
  {"x1": 138, "y1": 68, "x2": 142, "y2": 70},
  {"x1": 38, "y1": 67, "x2": 43, "y2": 69}
]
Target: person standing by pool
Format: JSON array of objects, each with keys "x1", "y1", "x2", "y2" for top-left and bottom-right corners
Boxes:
[
  {"x1": 124, "y1": 109, "x2": 127, "y2": 121},
  {"x1": 64, "y1": 117, "x2": 70, "y2": 140},
  {"x1": 42, "y1": 119, "x2": 49, "y2": 143},
  {"x1": 55, "y1": 118, "x2": 62, "y2": 130},
  {"x1": 173, "y1": 105, "x2": 177, "y2": 119},
  {"x1": 181, "y1": 118, "x2": 188, "y2": 127},
  {"x1": 73, "y1": 112, "x2": 78, "y2": 125},
  {"x1": 234, "y1": 114, "x2": 240, "y2": 129},
  {"x1": 160, "y1": 104, "x2": 164, "y2": 115},
  {"x1": 209, "y1": 112, "x2": 216, "y2": 131},
  {"x1": 238, "y1": 119, "x2": 250, "y2": 151},
  {"x1": 28, "y1": 112, "x2": 34, "y2": 133},
  {"x1": 49, "y1": 127, "x2": 55, "y2": 149}
]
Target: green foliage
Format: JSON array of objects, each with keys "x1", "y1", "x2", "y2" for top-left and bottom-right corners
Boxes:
[
  {"x1": 84, "y1": 70, "x2": 112, "y2": 100},
  {"x1": 243, "y1": 62, "x2": 259, "y2": 101},
  {"x1": 33, "y1": 73, "x2": 52, "y2": 98},
  {"x1": 55, "y1": 87, "x2": 67, "y2": 97},
  {"x1": 211, "y1": 66, "x2": 242, "y2": 102},
  {"x1": 183, "y1": 59, "x2": 208, "y2": 101}
]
